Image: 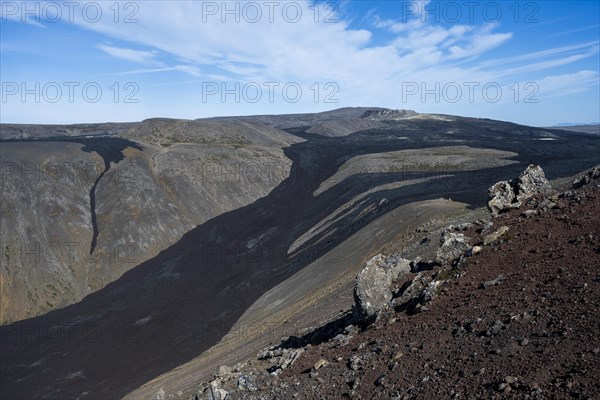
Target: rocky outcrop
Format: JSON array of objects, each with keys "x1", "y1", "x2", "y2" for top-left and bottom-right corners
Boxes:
[
  {"x1": 488, "y1": 181, "x2": 518, "y2": 216},
  {"x1": 360, "y1": 109, "x2": 418, "y2": 120},
  {"x1": 354, "y1": 254, "x2": 410, "y2": 316},
  {"x1": 258, "y1": 348, "x2": 304, "y2": 376},
  {"x1": 435, "y1": 232, "x2": 471, "y2": 265},
  {"x1": 517, "y1": 164, "x2": 553, "y2": 201},
  {"x1": 573, "y1": 166, "x2": 600, "y2": 189},
  {"x1": 201, "y1": 382, "x2": 229, "y2": 400},
  {"x1": 487, "y1": 164, "x2": 552, "y2": 216}
]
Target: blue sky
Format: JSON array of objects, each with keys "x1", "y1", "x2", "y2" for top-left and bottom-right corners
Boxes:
[{"x1": 1, "y1": 0, "x2": 599, "y2": 125}]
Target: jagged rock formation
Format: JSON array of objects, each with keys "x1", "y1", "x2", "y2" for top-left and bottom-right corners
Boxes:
[
  {"x1": 516, "y1": 164, "x2": 553, "y2": 201},
  {"x1": 487, "y1": 164, "x2": 553, "y2": 216},
  {"x1": 487, "y1": 181, "x2": 519, "y2": 216}
]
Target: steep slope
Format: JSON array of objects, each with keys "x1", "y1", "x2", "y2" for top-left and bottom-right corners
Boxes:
[
  {"x1": 124, "y1": 118, "x2": 300, "y2": 148},
  {"x1": 0, "y1": 113, "x2": 598, "y2": 399},
  {"x1": 0, "y1": 117, "x2": 598, "y2": 399},
  {"x1": 179, "y1": 171, "x2": 600, "y2": 400},
  {"x1": 0, "y1": 122, "x2": 302, "y2": 324}
]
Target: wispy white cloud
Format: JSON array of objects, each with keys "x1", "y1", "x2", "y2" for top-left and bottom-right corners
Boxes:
[
  {"x1": 548, "y1": 24, "x2": 600, "y2": 38},
  {"x1": 498, "y1": 45, "x2": 599, "y2": 76},
  {"x1": 98, "y1": 44, "x2": 161, "y2": 65},
  {"x1": 55, "y1": 1, "x2": 594, "y2": 114},
  {"x1": 110, "y1": 65, "x2": 201, "y2": 77},
  {"x1": 98, "y1": 44, "x2": 201, "y2": 77},
  {"x1": 3, "y1": 0, "x2": 598, "y2": 125},
  {"x1": 447, "y1": 24, "x2": 512, "y2": 59},
  {"x1": 536, "y1": 70, "x2": 600, "y2": 98},
  {"x1": 477, "y1": 41, "x2": 600, "y2": 68}
]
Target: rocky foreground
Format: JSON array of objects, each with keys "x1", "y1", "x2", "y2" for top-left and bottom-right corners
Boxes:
[{"x1": 186, "y1": 166, "x2": 600, "y2": 400}]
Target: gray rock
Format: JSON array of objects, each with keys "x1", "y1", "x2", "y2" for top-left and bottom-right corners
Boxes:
[
  {"x1": 421, "y1": 280, "x2": 442, "y2": 303},
  {"x1": 237, "y1": 374, "x2": 258, "y2": 392},
  {"x1": 354, "y1": 254, "x2": 410, "y2": 316},
  {"x1": 455, "y1": 223, "x2": 473, "y2": 231},
  {"x1": 483, "y1": 226, "x2": 509, "y2": 245},
  {"x1": 354, "y1": 255, "x2": 393, "y2": 316},
  {"x1": 257, "y1": 347, "x2": 283, "y2": 360},
  {"x1": 385, "y1": 257, "x2": 411, "y2": 284},
  {"x1": 217, "y1": 366, "x2": 232, "y2": 378},
  {"x1": 344, "y1": 324, "x2": 357, "y2": 335},
  {"x1": 521, "y1": 209, "x2": 538, "y2": 218},
  {"x1": 202, "y1": 382, "x2": 229, "y2": 400},
  {"x1": 487, "y1": 165, "x2": 552, "y2": 216},
  {"x1": 481, "y1": 274, "x2": 505, "y2": 288},
  {"x1": 573, "y1": 165, "x2": 600, "y2": 188},
  {"x1": 487, "y1": 181, "x2": 518, "y2": 216},
  {"x1": 435, "y1": 232, "x2": 471, "y2": 265},
  {"x1": 395, "y1": 273, "x2": 430, "y2": 305},
  {"x1": 487, "y1": 320, "x2": 504, "y2": 336},
  {"x1": 517, "y1": 164, "x2": 552, "y2": 202},
  {"x1": 270, "y1": 348, "x2": 304, "y2": 375},
  {"x1": 482, "y1": 221, "x2": 494, "y2": 233}
]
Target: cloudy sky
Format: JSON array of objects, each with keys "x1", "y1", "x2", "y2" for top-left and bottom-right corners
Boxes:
[{"x1": 1, "y1": 0, "x2": 599, "y2": 125}]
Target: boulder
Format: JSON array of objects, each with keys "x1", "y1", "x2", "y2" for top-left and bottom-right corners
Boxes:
[
  {"x1": 237, "y1": 375, "x2": 258, "y2": 392},
  {"x1": 517, "y1": 164, "x2": 552, "y2": 202},
  {"x1": 435, "y1": 232, "x2": 471, "y2": 265},
  {"x1": 487, "y1": 181, "x2": 517, "y2": 216},
  {"x1": 354, "y1": 254, "x2": 409, "y2": 317},
  {"x1": 354, "y1": 256, "x2": 393, "y2": 316},
  {"x1": 383, "y1": 255, "x2": 411, "y2": 285}
]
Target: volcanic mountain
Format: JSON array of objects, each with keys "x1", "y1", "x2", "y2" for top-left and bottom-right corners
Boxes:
[{"x1": 0, "y1": 108, "x2": 598, "y2": 399}]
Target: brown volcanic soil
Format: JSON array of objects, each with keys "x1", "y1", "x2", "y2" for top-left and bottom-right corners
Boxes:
[{"x1": 226, "y1": 184, "x2": 600, "y2": 399}]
